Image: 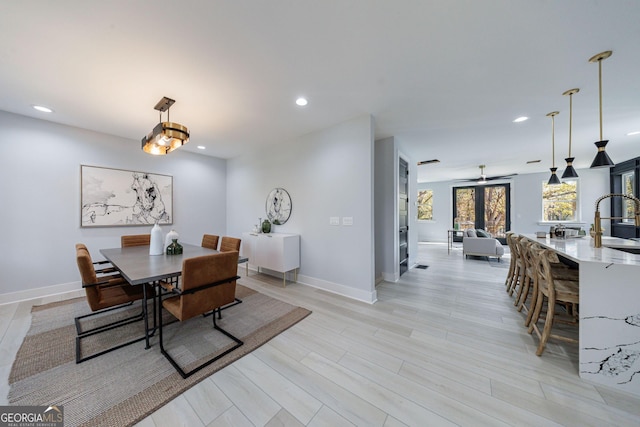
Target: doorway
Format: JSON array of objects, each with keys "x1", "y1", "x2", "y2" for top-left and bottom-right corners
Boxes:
[
  {"x1": 453, "y1": 183, "x2": 510, "y2": 243},
  {"x1": 399, "y1": 158, "x2": 409, "y2": 275}
]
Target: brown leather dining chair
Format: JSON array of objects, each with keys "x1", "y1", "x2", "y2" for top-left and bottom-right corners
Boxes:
[
  {"x1": 121, "y1": 234, "x2": 151, "y2": 247},
  {"x1": 201, "y1": 234, "x2": 220, "y2": 250},
  {"x1": 219, "y1": 236, "x2": 241, "y2": 252},
  {"x1": 157, "y1": 251, "x2": 242, "y2": 378},
  {"x1": 74, "y1": 243, "x2": 147, "y2": 363}
]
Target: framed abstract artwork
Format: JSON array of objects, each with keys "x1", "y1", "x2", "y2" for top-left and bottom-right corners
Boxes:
[
  {"x1": 80, "y1": 165, "x2": 173, "y2": 227},
  {"x1": 265, "y1": 187, "x2": 292, "y2": 225}
]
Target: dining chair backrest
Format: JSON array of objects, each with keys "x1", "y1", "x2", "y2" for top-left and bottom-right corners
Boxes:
[
  {"x1": 533, "y1": 248, "x2": 552, "y2": 294},
  {"x1": 219, "y1": 236, "x2": 241, "y2": 253},
  {"x1": 175, "y1": 251, "x2": 239, "y2": 321},
  {"x1": 121, "y1": 234, "x2": 151, "y2": 248},
  {"x1": 510, "y1": 234, "x2": 522, "y2": 260},
  {"x1": 76, "y1": 244, "x2": 98, "y2": 288},
  {"x1": 534, "y1": 248, "x2": 570, "y2": 292},
  {"x1": 201, "y1": 234, "x2": 220, "y2": 250},
  {"x1": 76, "y1": 243, "x2": 144, "y2": 312}
]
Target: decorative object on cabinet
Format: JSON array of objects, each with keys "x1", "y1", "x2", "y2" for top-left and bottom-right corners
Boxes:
[
  {"x1": 81, "y1": 165, "x2": 172, "y2": 227},
  {"x1": 141, "y1": 96, "x2": 190, "y2": 156},
  {"x1": 265, "y1": 188, "x2": 292, "y2": 225},
  {"x1": 262, "y1": 219, "x2": 272, "y2": 233},
  {"x1": 242, "y1": 232, "x2": 300, "y2": 286}
]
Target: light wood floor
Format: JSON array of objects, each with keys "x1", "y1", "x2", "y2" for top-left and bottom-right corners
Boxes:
[{"x1": 2, "y1": 243, "x2": 640, "y2": 426}]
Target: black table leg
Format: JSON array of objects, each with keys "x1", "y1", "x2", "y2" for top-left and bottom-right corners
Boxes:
[{"x1": 143, "y1": 284, "x2": 151, "y2": 349}]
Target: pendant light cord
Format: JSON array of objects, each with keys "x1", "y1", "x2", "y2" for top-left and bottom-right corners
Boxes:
[
  {"x1": 551, "y1": 114, "x2": 555, "y2": 167},
  {"x1": 568, "y1": 93, "x2": 573, "y2": 157},
  {"x1": 598, "y1": 58, "x2": 603, "y2": 141}
]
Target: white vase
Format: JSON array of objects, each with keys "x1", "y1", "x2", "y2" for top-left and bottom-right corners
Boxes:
[
  {"x1": 149, "y1": 223, "x2": 164, "y2": 255},
  {"x1": 164, "y1": 229, "x2": 179, "y2": 249}
]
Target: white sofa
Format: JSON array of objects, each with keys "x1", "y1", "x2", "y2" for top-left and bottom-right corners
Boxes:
[{"x1": 462, "y1": 229, "x2": 505, "y2": 261}]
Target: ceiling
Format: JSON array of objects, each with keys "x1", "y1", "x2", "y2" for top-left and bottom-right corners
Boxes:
[{"x1": 2, "y1": 1, "x2": 639, "y2": 183}]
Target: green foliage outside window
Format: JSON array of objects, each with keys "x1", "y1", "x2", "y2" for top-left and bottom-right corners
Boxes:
[
  {"x1": 454, "y1": 188, "x2": 475, "y2": 229},
  {"x1": 417, "y1": 189, "x2": 433, "y2": 220},
  {"x1": 622, "y1": 172, "x2": 635, "y2": 222},
  {"x1": 542, "y1": 181, "x2": 577, "y2": 221}
]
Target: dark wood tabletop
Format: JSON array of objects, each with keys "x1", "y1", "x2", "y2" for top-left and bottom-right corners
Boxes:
[{"x1": 100, "y1": 243, "x2": 218, "y2": 285}]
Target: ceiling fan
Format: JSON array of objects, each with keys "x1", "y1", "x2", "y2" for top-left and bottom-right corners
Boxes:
[{"x1": 457, "y1": 165, "x2": 517, "y2": 183}]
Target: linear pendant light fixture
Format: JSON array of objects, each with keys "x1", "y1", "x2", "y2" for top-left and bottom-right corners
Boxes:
[
  {"x1": 561, "y1": 88, "x2": 580, "y2": 179},
  {"x1": 588, "y1": 50, "x2": 614, "y2": 168},
  {"x1": 547, "y1": 111, "x2": 561, "y2": 185},
  {"x1": 142, "y1": 97, "x2": 190, "y2": 155}
]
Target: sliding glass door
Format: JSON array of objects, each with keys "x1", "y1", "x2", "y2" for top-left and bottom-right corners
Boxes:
[{"x1": 453, "y1": 184, "x2": 510, "y2": 242}]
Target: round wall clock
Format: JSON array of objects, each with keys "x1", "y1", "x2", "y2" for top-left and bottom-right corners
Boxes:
[{"x1": 265, "y1": 188, "x2": 292, "y2": 225}]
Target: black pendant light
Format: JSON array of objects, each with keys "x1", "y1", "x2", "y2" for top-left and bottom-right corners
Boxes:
[
  {"x1": 589, "y1": 51, "x2": 615, "y2": 168},
  {"x1": 561, "y1": 88, "x2": 579, "y2": 179},
  {"x1": 547, "y1": 111, "x2": 561, "y2": 185}
]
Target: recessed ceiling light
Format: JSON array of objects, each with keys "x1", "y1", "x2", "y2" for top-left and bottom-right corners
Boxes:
[
  {"x1": 197, "y1": 145, "x2": 206, "y2": 150},
  {"x1": 513, "y1": 116, "x2": 528, "y2": 123},
  {"x1": 627, "y1": 131, "x2": 640, "y2": 136},
  {"x1": 295, "y1": 97, "x2": 308, "y2": 106},
  {"x1": 33, "y1": 105, "x2": 53, "y2": 113}
]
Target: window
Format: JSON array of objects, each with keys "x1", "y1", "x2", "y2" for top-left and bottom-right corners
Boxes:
[
  {"x1": 453, "y1": 187, "x2": 475, "y2": 230},
  {"x1": 417, "y1": 189, "x2": 433, "y2": 220},
  {"x1": 622, "y1": 171, "x2": 635, "y2": 223},
  {"x1": 453, "y1": 184, "x2": 510, "y2": 239},
  {"x1": 542, "y1": 180, "x2": 578, "y2": 221}
]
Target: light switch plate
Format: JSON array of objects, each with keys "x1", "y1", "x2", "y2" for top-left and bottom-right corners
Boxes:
[
  {"x1": 342, "y1": 217, "x2": 353, "y2": 226},
  {"x1": 330, "y1": 216, "x2": 340, "y2": 226}
]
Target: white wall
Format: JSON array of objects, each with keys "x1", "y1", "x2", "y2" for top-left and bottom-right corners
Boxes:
[
  {"x1": 227, "y1": 115, "x2": 377, "y2": 303},
  {"x1": 374, "y1": 137, "x2": 396, "y2": 282},
  {"x1": 416, "y1": 167, "x2": 610, "y2": 242},
  {"x1": 374, "y1": 136, "x2": 418, "y2": 282},
  {"x1": 0, "y1": 111, "x2": 227, "y2": 300}
]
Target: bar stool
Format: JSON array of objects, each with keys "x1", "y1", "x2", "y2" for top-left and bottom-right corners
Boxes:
[
  {"x1": 514, "y1": 237, "x2": 536, "y2": 311},
  {"x1": 528, "y1": 248, "x2": 579, "y2": 356},
  {"x1": 505, "y1": 233, "x2": 523, "y2": 296}
]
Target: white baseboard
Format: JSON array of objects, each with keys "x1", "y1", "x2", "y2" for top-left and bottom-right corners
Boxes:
[
  {"x1": 0, "y1": 281, "x2": 82, "y2": 306},
  {"x1": 382, "y1": 271, "x2": 399, "y2": 282},
  {"x1": 1, "y1": 269, "x2": 380, "y2": 307},
  {"x1": 246, "y1": 265, "x2": 377, "y2": 304},
  {"x1": 296, "y1": 273, "x2": 377, "y2": 304}
]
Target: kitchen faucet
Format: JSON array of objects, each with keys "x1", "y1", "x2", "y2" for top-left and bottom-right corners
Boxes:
[{"x1": 593, "y1": 193, "x2": 640, "y2": 247}]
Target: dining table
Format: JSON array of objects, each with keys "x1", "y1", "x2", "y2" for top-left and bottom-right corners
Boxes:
[{"x1": 100, "y1": 243, "x2": 247, "y2": 349}]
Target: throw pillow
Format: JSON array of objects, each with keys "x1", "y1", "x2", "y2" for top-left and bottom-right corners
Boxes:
[
  {"x1": 464, "y1": 229, "x2": 477, "y2": 238},
  {"x1": 475, "y1": 229, "x2": 491, "y2": 238}
]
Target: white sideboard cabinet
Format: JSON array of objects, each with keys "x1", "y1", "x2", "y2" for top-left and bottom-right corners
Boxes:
[{"x1": 242, "y1": 232, "x2": 300, "y2": 286}]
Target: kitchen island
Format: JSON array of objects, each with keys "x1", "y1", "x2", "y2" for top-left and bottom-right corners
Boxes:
[{"x1": 524, "y1": 234, "x2": 640, "y2": 397}]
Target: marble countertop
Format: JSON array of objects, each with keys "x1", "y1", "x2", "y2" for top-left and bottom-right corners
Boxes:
[{"x1": 522, "y1": 234, "x2": 640, "y2": 266}]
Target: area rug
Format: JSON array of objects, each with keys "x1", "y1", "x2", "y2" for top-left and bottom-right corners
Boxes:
[{"x1": 8, "y1": 285, "x2": 311, "y2": 427}]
